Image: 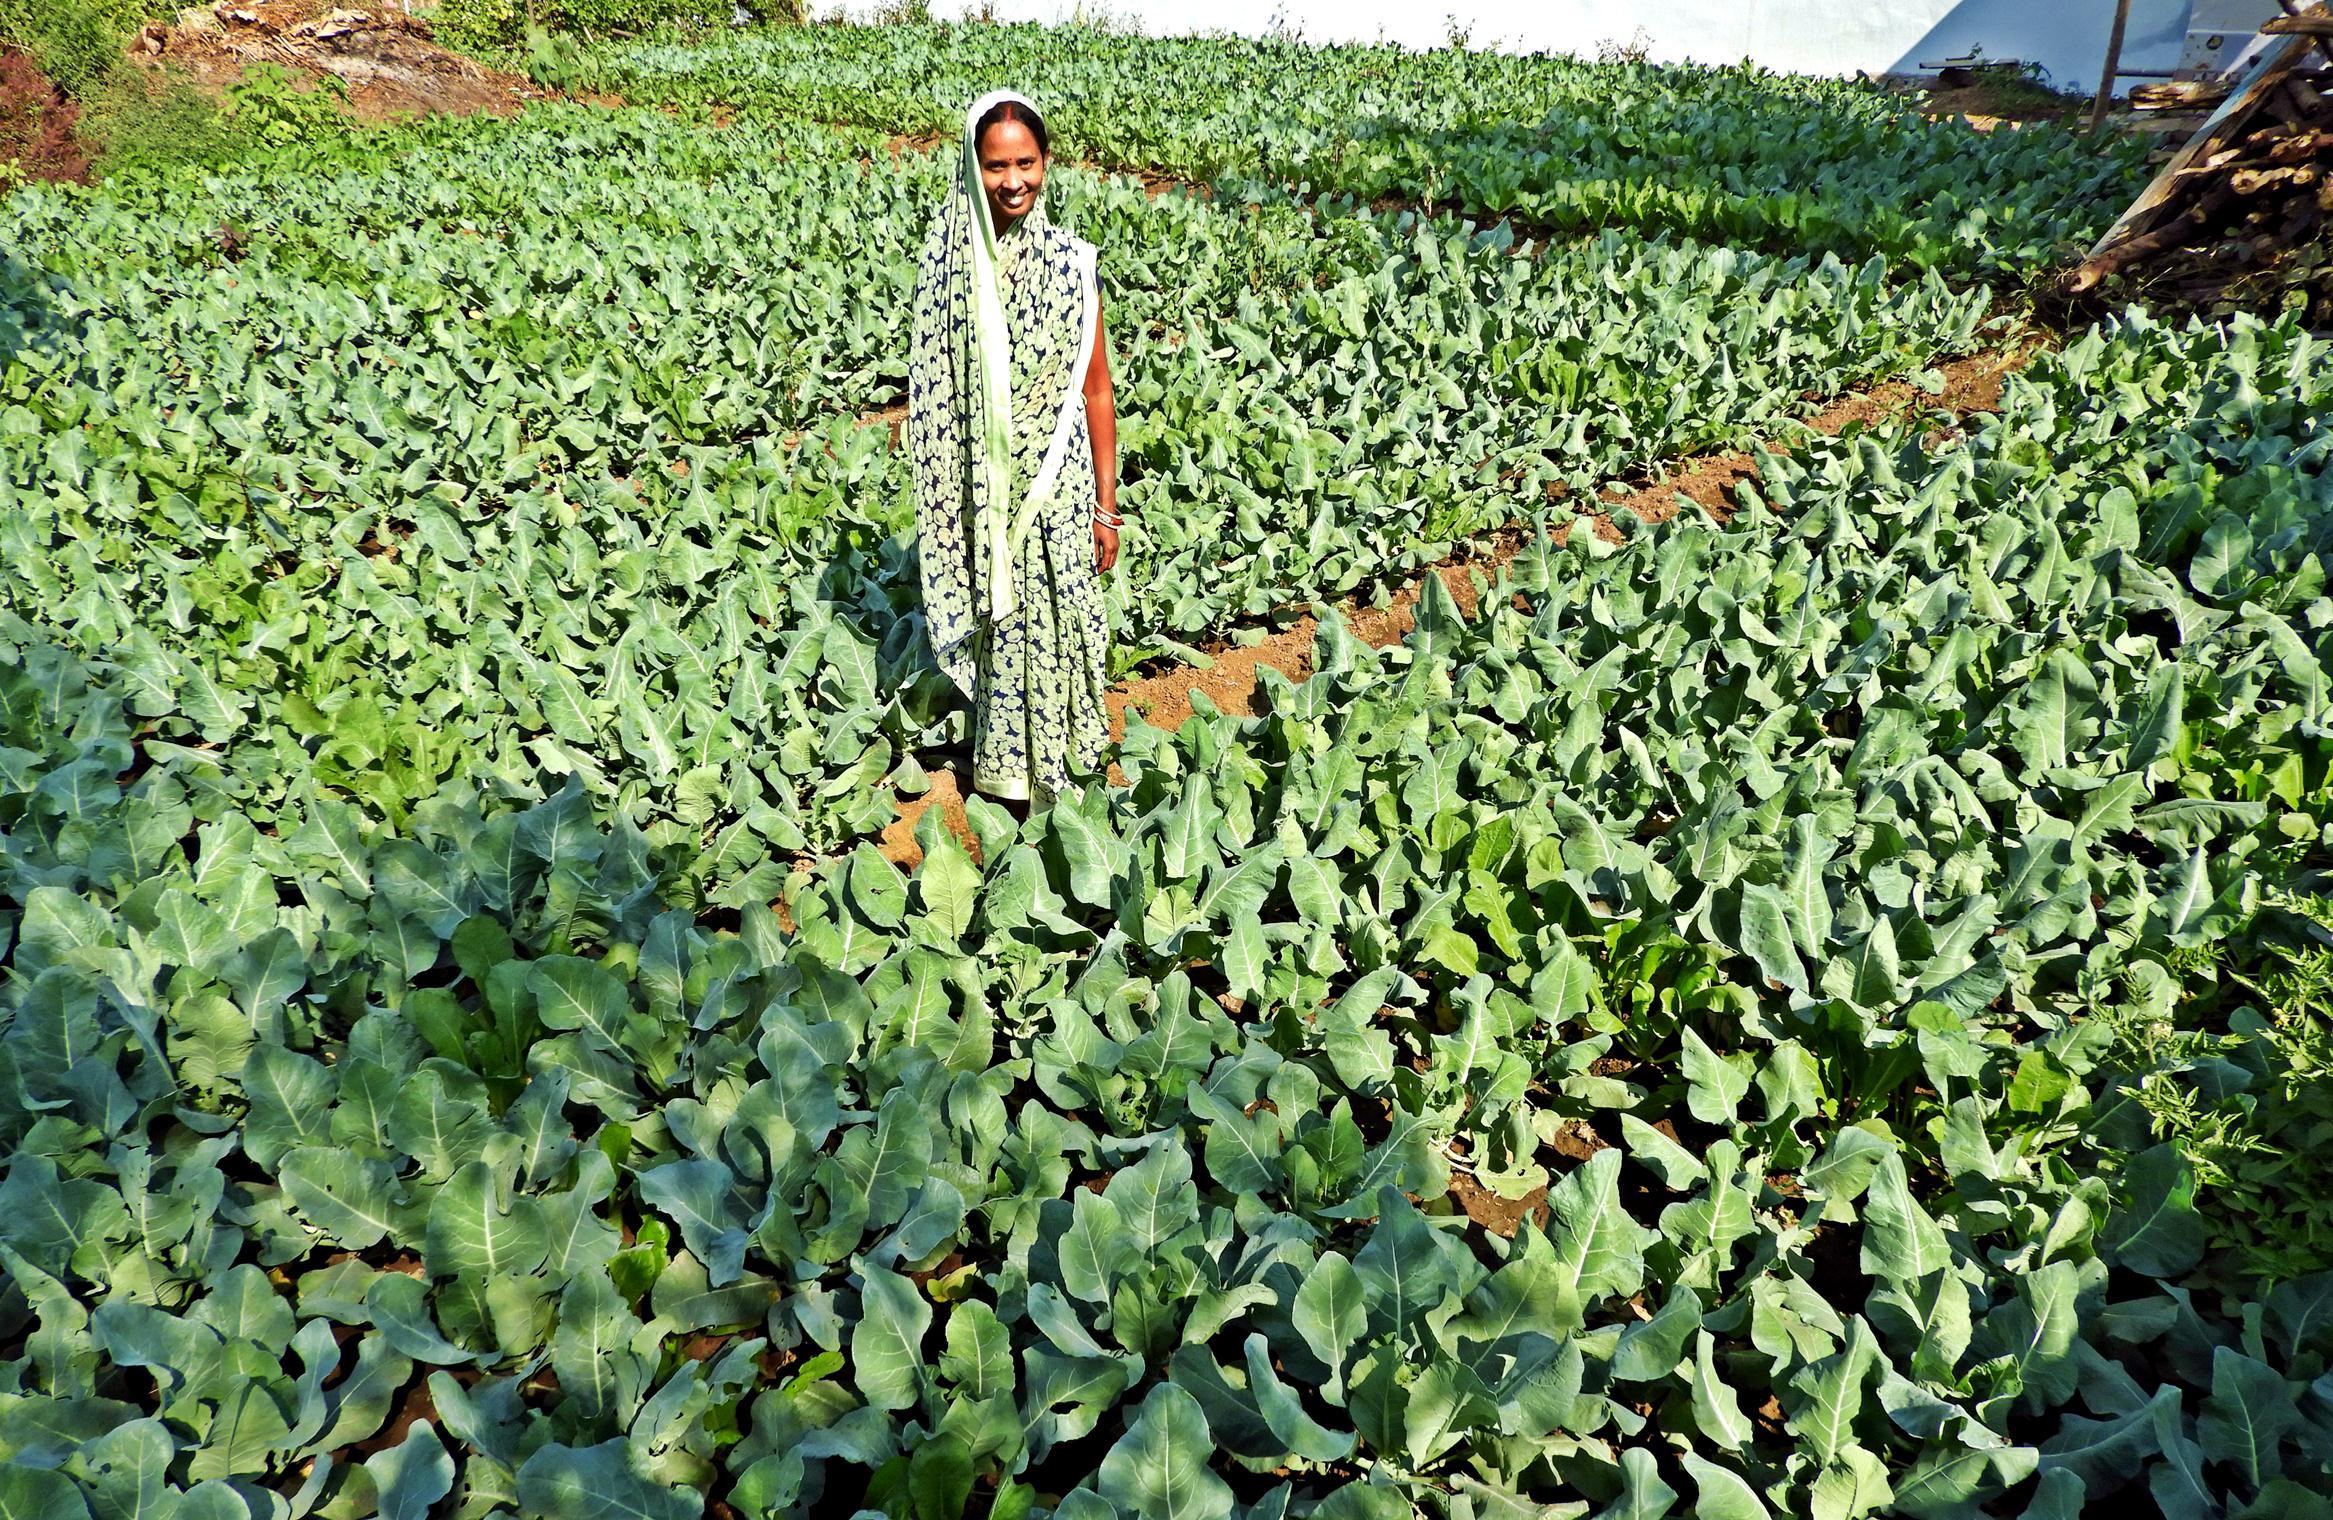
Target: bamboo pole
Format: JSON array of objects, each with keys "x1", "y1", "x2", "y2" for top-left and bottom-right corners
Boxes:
[{"x1": 2089, "y1": 0, "x2": 2136, "y2": 134}]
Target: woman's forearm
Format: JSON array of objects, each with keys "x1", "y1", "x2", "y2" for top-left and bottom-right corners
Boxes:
[{"x1": 1084, "y1": 308, "x2": 1118, "y2": 515}]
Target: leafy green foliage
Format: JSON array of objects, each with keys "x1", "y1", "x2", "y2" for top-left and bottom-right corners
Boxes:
[
  {"x1": 2107, "y1": 895, "x2": 2333, "y2": 1289},
  {"x1": 0, "y1": 0, "x2": 247, "y2": 178},
  {"x1": 1, "y1": 27, "x2": 2329, "y2": 1520},
  {"x1": 554, "y1": 21, "x2": 2149, "y2": 278},
  {"x1": 222, "y1": 63, "x2": 352, "y2": 144},
  {"x1": 0, "y1": 106, "x2": 1995, "y2": 902},
  {"x1": 4, "y1": 290, "x2": 2333, "y2": 1512},
  {"x1": 0, "y1": 0, "x2": 170, "y2": 95},
  {"x1": 433, "y1": 0, "x2": 734, "y2": 56}
]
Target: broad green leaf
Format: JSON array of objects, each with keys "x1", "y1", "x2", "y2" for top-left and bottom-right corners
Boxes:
[
  {"x1": 2195, "y1": 1346, "x2": 2298, "y2": 1488},
  {"x1": 1786, "y1": 1317, "x2": 1880, "y2": 1465},
  {"x1": 1860, "y1": 1153, "x2": 1953, "y2": 1284},
  {"x1": 917, "y1": 828, "x2": 983, "y2": 939},
  {"x1": 1544, "y1": 1149, "x2": 1651, "y2": 1306},
  {"x1": 1105, "y1": 1143, "x2": 1200, "y2": 1255},
  {"x1": 1353, "y1": 1192, "x2": 1462, "y2": 1336},
  {"x1": 425, "y1": 1157, "x2": 551, "y2": 1281},
  {"x1": 2123, "y1": 662, "x2": 2183, "y2": 772},
  {"x1": 1691, "y1": 1331, "x2": 1755, "y2": 1451},
  {"x1": 1737, "y1": 883, "x2": 1807, "y2": 994},
  {"x1": 515, "y1": 1440, "x2": 702, "y2": 1520},
  {"x1": 1611, "y1": 1288, "x2": 1700, "y2": 1381},
  {"x1": 2038, "y1": 1385, "x2": 2172, "y2": 1490},
  {"x1": 1680, "y1": 1028, "x2": 1750, "y2": 1126},
  {"x1": 1976, "y1": 1259, "x2": 2081, "y2": 1411},
  {"x1": 851, "y1": 1265, "x2": 932, "y2": 1413},
  {"x1": 1293, "y1": 1251, "x2": 1365, "y2": 1397},
  {"x1": 2100, "y1": 1145, "x2": 2205, "y2": 1278},
  {"x1": 280, "y1": 1148, "x2": 403, "y2": 1252},
  {"x1": 552, "y1": 1271, "x2": 653, "y2": 1424},
  {"x1": 1243, "y1": 1333, "x2": 1355, "y2": 1462},
  {"x1": 1680, "y1": 1453, "x2": 1770, "y2": 1520},
  {"x1": 365, "y1": 1420, "x2": 455, "y2": 1520},
  {"x1": 1095, "y1": 1383, "x2": 1234, "y2": 1520},
  {"x1": 0, "y1": 1464, "x2": 89, "y2": 1520},
  {"x1": 1595, "y1": 1446, "x2": 1678, "y2": 1520},
  {"x1": 530, "y1": 956, "x2": 633, "y2": 1054},
  {"x1": 940, "y1": 1301, "x2": 1013, "y2": 1401}
]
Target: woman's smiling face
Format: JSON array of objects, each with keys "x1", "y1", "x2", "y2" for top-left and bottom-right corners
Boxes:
[{"x1": 977, "y1": 118, "x2": 1046, "y2": 229}]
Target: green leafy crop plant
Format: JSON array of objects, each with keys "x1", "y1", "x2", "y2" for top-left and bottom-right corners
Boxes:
[{"x1": 4, "y1": 293, "x2": 2332, "y2": 1516}]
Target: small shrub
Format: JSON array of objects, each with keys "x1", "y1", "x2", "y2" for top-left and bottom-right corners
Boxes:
[
  {"x1": 1, "y1": 0, "x2": 259, "y2": 177},
  {"x1": 0, "y1": 44, "x2": 93, "y2": 182},
  {"x1": 222, "y1": 61, "x2": 348, "y2": 142},
  {"x1": 431, "y1": 0, "x2": 527, "y2": 54}
]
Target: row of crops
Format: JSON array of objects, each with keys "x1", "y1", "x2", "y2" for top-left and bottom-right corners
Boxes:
[
  {"x1": 546, "y1": 24, "x2": 2149, "y2": 278},
  {"x1": 3, "y1": 24, "x2": 2331, "y2": 1520},
  {"x1": 7, "y1": 106, "x2": 2006, "y2": 895}
]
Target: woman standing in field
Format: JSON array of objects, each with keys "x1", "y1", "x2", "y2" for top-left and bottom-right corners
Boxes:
[{"x1": 909, "y1": 91, "x2": 1120, "y2": 810}]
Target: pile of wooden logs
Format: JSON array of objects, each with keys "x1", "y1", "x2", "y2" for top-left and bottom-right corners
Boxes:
[{"x1": 2069, "y1": 14, "x2": 2333, "y2": 320}]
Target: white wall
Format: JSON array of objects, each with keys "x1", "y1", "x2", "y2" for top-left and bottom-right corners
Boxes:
[{"x1": 906, "y1": 0, "x2": 2205, "y2": 95}]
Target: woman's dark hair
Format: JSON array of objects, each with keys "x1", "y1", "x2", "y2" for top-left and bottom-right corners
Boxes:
[{"x1": 975, "y1": 99, "x2": 1050, "y2": 159}]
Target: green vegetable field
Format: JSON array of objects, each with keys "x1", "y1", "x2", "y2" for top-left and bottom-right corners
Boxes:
[{"x1": 3, "y1": 20, "x2": 2331, "y2": 1520}]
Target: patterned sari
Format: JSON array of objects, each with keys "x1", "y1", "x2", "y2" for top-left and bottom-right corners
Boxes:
[{"x1": 908, "y1": 90, "x2": 1110, "y2": 805}]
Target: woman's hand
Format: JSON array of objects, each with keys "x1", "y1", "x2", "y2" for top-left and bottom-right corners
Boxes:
[{"x1": 1093, "y1": 518, "x2": 1119, "y2": 573}]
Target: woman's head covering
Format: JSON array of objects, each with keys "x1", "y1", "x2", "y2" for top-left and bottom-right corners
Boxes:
[
  {"x1": 957, "y1": 89, "x2": 1042, "y2": 594},
  {"x1": 908, "y1": 92, "x2": 1102, "y2": 691}
]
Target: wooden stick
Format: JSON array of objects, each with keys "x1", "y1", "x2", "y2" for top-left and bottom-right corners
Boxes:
[{"x1": 2090, "y1": 0, "x2": 2136, "y2": 134}]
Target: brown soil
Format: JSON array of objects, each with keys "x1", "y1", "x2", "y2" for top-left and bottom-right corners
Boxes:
[
  {"x1": 1585, "y1": 346, "x2": 2021, "y2": 529},
  {"x1": 877, "y1": 765, "x2": 982, "y2": 869},
  {"x1": 0, "y1": 48, "x2": 93, "y2": 184},
  {"x1": 861, "y1": 398, "x2": 908, "y2": 445},
  {"x1": 134, "y1": 0, "x2": 537, "y2": 123},
  {"x1": 1341, "y1": 555, "x2": 1501, "y2": 651},
  {"x1": 1544, "y1": 1117, "x2": 1609, "y2": 1162},
  {"x1": 862, "y1": 343, "x2": 2029, "y2": 870},
  {"x1": 781, "y1": 398, "x2": 909, "y2": 453},
  {"x1": 1449, "y1": 1171, "x2": 1550, "y2": 1238},
  {"x1": 1345, "y1": 346, "x2": 2029, "y2": 647},
  {"x1": 1919, "y1": 88, "x2": 2081, "y2": 132},
  {"x1": 348, "y1": 1372, "x2": 438, "y2": 1458},
  {"x1": 1448, "y1": 1116, "x2": 1613, "y2": 1234},
  {"x1": 1107, "y1": 618, "x2": 1320, "y2": 737},
  {"x1": 1122, "y1": 162, "x2": 1209, "y2": 200},
  {"x1": 885, "y1": 128, "x2": 946, "y2": 157}
]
